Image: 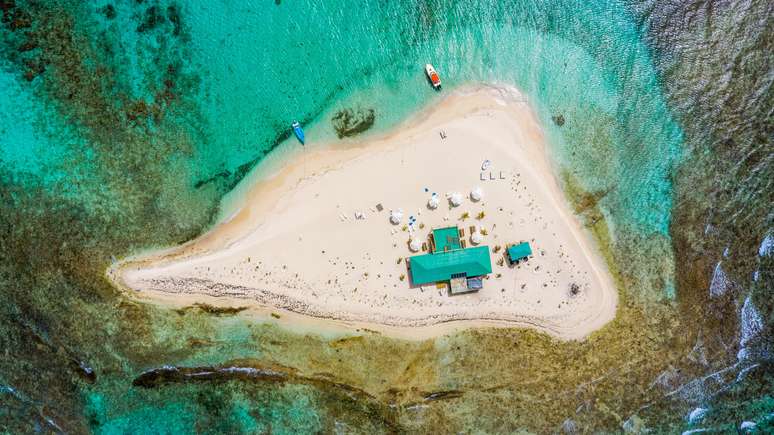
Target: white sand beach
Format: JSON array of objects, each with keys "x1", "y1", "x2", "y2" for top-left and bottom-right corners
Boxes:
[{"x1": 109, "y1": 85, "x2": 618, "y2": 341}]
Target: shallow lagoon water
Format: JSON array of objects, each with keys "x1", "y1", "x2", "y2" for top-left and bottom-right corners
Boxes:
[{"x1": 0, "y1": 0, "x2": 771, "y2": 433}]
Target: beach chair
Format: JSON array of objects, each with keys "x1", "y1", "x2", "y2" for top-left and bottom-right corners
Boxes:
[
  {"x1": 469, "y1": 225, "x2": 476, "y2": 235},
  {"x1": 458, "y1": 228, "x2": 465, "y2": 237},
  {"x1": 422, "y1": 242, "x2": 427, "y2": 252}
]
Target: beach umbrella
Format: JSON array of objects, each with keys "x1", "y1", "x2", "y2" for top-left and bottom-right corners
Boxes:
[
  {"x1": 427, "y1": 194, "x2": 440, "y2": 209},
  {"x1": 470, "y1": 231, "x2": 483, "y2": 245},
  {"x1": 409, "y1": 238, "x2": 421, "y2": 252},
  {"x1": 449, "y1": 192, "x2": 463, "y2": 207},
  {"x1": 470, "y1": 187, "x2": 483, "y2": 202},
  {"x1": 389, "y1": 210, "x2": 403, "y2": 225}
]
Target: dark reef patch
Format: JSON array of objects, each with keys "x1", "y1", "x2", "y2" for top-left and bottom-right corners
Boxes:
[
  {"x1": 174, "y1": 303, "x2": 248, "y2": 316},
  {"x1": 136, "y1": 6, "x2": 164, "y2": 33},
  {"x1": 99, "y1": 4, "x2": 116, "y2": 20},
  {"x1": 332, "y1": 107, "x2": 376, "y2": 138},
  {"x1": 422, "y1": 390, "x2": 464, "y2": 401},
  {"x1": 130, "y1": 360, "x2": 403, "y2": 431},
  {"x1": 166, "y1": 5, "x2": 181, "y2": 36}
]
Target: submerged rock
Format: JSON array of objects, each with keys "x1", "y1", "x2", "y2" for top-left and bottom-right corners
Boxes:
[
  {"x1": 332, "y1": 107, "x2": 375, "y2": 138},
  {"x1": 552, "y1": 114, "x2": 565, "y2": 126},
  {"x1": 137, "y1": 6, "x2": 165, "y2": 33},
  {"x1": 100, "y1": 4, "x2": 116, "y2": 20}
]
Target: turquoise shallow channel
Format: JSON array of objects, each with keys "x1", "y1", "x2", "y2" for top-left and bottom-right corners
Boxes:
[{"x1": 1, "y1": 0, "x2": 772, "y2": 433}]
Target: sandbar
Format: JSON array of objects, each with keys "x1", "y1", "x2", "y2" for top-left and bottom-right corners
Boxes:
[{"x1": 108, "y1": 85, "x2": 618, "y2": 341}]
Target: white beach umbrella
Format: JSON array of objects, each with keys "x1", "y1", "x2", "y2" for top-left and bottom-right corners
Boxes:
[
  {"x1": 409, "y1": 238, "x2": 422, "y2": 252},
  {"x1": 470, "y1": 231, "x2": 483, "y2": 245},
  {"x1": 427, "y1": 194, "x2": 440, "y2": 209},
  {"x1": 389, "y1": 210, "x2": 403, "y2": 225},
  {"x1": 449, "y1": 192, "x2": 463, "y2": 207},
  {"x1": 470, "y1": 187, "x2": 483, "y2": 202}
]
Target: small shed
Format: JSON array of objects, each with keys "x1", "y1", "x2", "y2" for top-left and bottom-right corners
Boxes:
[{"x1": 507, "y1": 242, "x2": 532, "y2": 264}]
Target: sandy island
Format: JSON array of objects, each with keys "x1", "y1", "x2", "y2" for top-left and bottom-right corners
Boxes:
[{"x1": 108, "y1": 85, "x2": 618, "y2": 341}]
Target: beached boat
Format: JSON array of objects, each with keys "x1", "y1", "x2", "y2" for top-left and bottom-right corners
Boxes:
[
  {"x1": 291, "y1": 120, "x2": 305, "y2": 144},
  {"x1": 425, "y1": 64, "x2": 441, "y2": 89}
]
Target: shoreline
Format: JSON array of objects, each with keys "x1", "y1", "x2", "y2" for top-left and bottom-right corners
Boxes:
[{"x1": 108, "y1": 84, "x2": 618, "y2": 341}]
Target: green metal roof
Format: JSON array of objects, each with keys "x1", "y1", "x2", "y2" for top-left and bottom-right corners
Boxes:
[
  {"x1": 507, "y1": 242, "x2": 532, "y2": 261},
  {"x1": 433, "y1": 226, "x2": 461, "y2": 252},
  {"x1": 409, "y1": 246, "x2": 492, "y2": 285}
]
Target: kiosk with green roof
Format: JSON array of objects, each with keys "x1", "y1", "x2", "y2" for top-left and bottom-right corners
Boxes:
[
  {"x1": 507, "y1": 242, "x2": 532, "y2": 264},
  {"x1": 408, "y1": 226, "x2": 492, "y2": 294}
]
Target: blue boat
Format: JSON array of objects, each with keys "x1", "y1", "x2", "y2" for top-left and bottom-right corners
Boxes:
[{"x1": 291, "y1": 120, "x2": 305, "y2": 144}]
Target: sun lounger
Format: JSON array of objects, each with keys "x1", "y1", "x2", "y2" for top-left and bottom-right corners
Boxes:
[
  {"x1": 422, "y1": 242, "x2": 427, "y2": 252},
  {"x1": 458, "y1": 228, "x2": 465, "y2": 237}
]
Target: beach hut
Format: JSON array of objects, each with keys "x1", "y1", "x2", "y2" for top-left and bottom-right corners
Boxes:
[
  {"x1": 408, "y1": 245, "x2": 492, "y2": 294},
  {"x1": 507, "y1": 242, "x2": 532, "y2": 264},
  {"x1": 407, "y1": 226, "x2": 493, "y2": 295},
  {"x1": 470, "y1": 187, "x2": 483, "y2": 202},
  {"x1": 449, "y1": 192, "x2": 463, "y2": 207},
  {"x1": 389, "y1": 210, "x2": 403, "y2": 224}
]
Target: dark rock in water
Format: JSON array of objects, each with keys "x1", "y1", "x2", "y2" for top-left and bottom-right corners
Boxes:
[
  {"x1": 73, "y1": 360, "x2": 96, "y2": 383},
  {"x1": 552, "y1": 114, "x2": 565, "y2": 126},
  {"x1": 9, "y1": 10, "x2": 31, "y2": 31},
  {"x1": 18, "y1": 40, "x2": 37, "y2": 52},
  {"x1": 332, "y1": 107, "x2": 376, "y2": 138},
  {"x1": 22, "y1": 58, "x2": 45, "y2": 81},
  {"x1": 166, "y1": 5, "x2": 181, "y2": 36},
  {"x1": 100, "y1": 5, "x2": 116, "y2": 20},
  {"x1": 137, "y1": 6, "x2": 164, "y2": 33}
]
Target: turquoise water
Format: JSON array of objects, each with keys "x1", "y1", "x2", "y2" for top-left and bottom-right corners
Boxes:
[
  {"x1": 4, "y1": 0, "x2": 682, "y2": 292},
  {"x1": 1, "y1": 0, "x2": 771, "y2": 432}
]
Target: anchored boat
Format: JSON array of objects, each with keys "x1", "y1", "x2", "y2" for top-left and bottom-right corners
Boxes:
[
  {"x1": 291, "y1": 120, "x2": 305, "y2": 144},
  {"x1": 425, "y1": 64, "x2": 441, "y2": 89}
]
